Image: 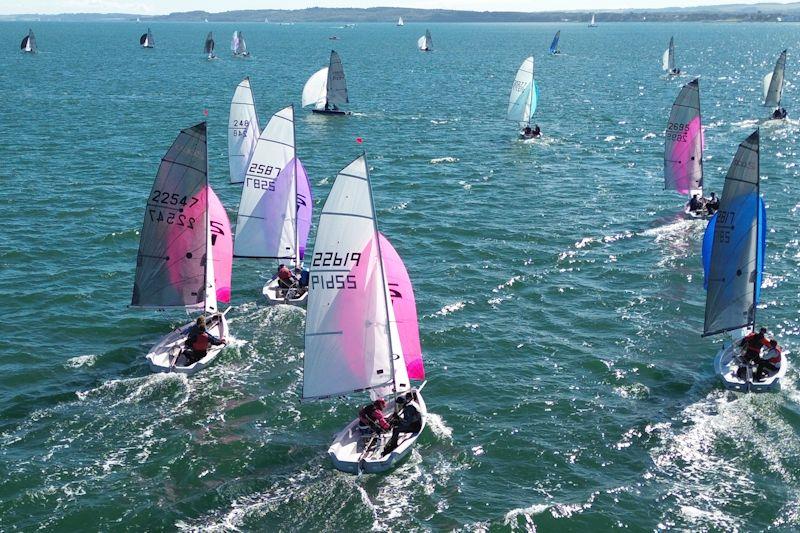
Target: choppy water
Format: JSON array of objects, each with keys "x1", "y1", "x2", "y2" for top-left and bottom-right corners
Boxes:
[{"x1": 2, "y1": 20, "x2": 800, "y2": 531}]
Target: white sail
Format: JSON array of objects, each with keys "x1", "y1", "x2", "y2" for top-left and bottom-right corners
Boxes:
[
  {"x1": 662, "y1": 49, "x2": 670, "y2": 71},
  {"x1": 507, "y1": 56, "x2": 535, "y2": 127},
  {"x1": 233, "y1": 106, "x2": 296, "y2": 259},
  {"x1": 397, "y1": 16, "x2": 404, "y2": 26},
  {"x1": 418, "y1": 29, "x2": 432, "y2": 51},
  {"x1": 302, "y1": 67, "x2": 328, "y2": 110},
  {"x1": 589, "y1": 14, "x2": 596, "y2": 26},
  {"x1": 764, "y1": 50, "x2": 786, "y2": 107},
  {"x1": 204, "y1": 212, "x2": 218, "y2": 314},
  {"x1": 303, "y1": 155, "x2": 402, "y2": 400},
  {"x1": 664, "y1": 78, "x2": 703, "y2": 198},
  {"x1": 228, "y1": 77, "x2": 261, "y2": 184},
  {"x1": 326, "y1": 51, "x2": 349, "y2": 106}
]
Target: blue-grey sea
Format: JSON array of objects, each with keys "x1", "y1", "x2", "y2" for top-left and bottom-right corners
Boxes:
[{"x1": 1, "y1": 20, "x2": 800, "y2": 531}]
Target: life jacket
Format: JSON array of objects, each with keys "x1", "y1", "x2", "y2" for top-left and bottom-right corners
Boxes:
[
  {"x1": 742, "y1": 333, "x2": 766, "y2": 355},
  {"x1": 767, "y1": 347, "x2": 782, "y2": 367},
  {"x1": 191, "y1": 332, "x2": 210, "y2": 352}
]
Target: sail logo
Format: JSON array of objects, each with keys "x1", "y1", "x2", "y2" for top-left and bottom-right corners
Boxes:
[{"x1": 388, "y1": 282, "x2": 402, "y2": 300}]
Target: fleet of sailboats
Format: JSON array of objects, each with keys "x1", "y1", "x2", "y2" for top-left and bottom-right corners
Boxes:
[
  {"x1": 131, "y1": 122, "x2": 232, "y2": 375},
  {"x1": 303, "y1": 153, "x2": 427, "y2": 473},
  {"x1": 764, "y1": 49, "x2": 787, "y2": 119},
  {"x1": 139, "y1": 27, "x2": 154, "y2": 48},
  {"x1": 664, "y1": 78, "x2": 704, "y2": 217},
  {"x1": 302, "y1": 50, "x2": 350, "y2": 115}
]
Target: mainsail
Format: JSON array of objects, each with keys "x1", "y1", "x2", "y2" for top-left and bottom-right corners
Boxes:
[
  {"x1": 204, "y1": 32, "x2": 215, "y2": 55},
  {"x1": 140, "y1": 28, "x2": 154, "y2": 47},
  {"x1": 20, "y1": 29, "x2": 36, "y2": 53},
  {"x1": 326, "y1": 51, "x2": 349, "y2": 106},
  {"x1": 397, "y1": 17, "x2": 404, "y2": 26},
  {"x1": 131, "y1": 122, "x2": 213, "y2": 312},
  {"x1": 763, "y1": 49, "x2": 787, "y2": 108},
  {"x1": 233, "y1": 106, "x2": 298, "y2": 261},
  {"x1": 228, "y1": 77, "x2": 261, "y2": 184},
  {"x1": 664, "y1": 78, "x2": 703, "y2": 197},
  {"x1": 418, "y1": 30, "x2": 433, "y2": 51},
  {"x1": 303, "y1": 154, "x2": 410, "y2": 400},
  {"x1": 507, "y1": 56, "x2": 537, "y2": 127},
  {"x1": 703, "y1": 130, "x2": 765, "y2": 337},
  {"x1": 662, "y1": 37, "x2": 675, "y2": 71},
  {"x1": 549, "y1": 31, "x2": 560, "y2": 54}
]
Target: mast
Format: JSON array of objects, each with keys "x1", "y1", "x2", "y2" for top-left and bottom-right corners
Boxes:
[
  {"x1": 291, "y1": 103, "x2": 299, "y2": 266},
  {"x1": 697, "y1": 79, "x2": 704, "y2": 198},
  {"x1": 752, "y1": 128, "x2": 760, "y2": 331},
  {"x1": 366, "y1": 153, "x2": 398, "y2": 402}
]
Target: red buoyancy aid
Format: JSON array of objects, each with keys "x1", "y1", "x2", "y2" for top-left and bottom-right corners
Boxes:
[
  {"x1": 192, "y1": 332, "x2": 210, "y2": 352},
  {"x1": 767, "y1": 347, "x2": 782, "y2": 365}
]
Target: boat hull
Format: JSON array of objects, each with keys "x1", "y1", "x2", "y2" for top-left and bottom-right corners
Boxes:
[
  {"x1": 262, "y1": 277, "x2": 308, "y2": 306},
  {"x1": 311, "y1": 109, "x2": 349, "y2": 116},
  {"x1": 145, "y1": 313, "x2": 228, "y2": 375},
  {"x1": 713, "y1": 341, "x2": 787, "y2": 393},
  {"x1": 683, "y1": 201, "x2": 710, "y2": 220},
  {"x1": 328, "y1": 390, "x2": 427, "y2": 474}
]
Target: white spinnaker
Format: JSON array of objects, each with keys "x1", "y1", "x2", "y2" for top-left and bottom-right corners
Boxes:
[
  {"x1": 507, "y1": 56, "x2": 534, "y2": 126},
  {"x1": 233, "y1": 106, "x2": 295, "y2": 258},
  {"x1": 662, "y1": 49, "x2": 670, "y2": 71},
  {"x1": 228, "y1": 78, "x2": 261, "y2": 184},
  {"x1": 326, "y1": 51, "x2": 349, "y2": 106},
  {"x1": 303, "y1": 155, "x2": 397, "y2": 400},
  {"x1": 302, "y1": 68, "x2": 328, "y2": 109},
  {"x1": 371, "y1": 276, "x2": 411, "y2": 400},
  {"x1": 764, "y1": 50, "x2": 786, "y2": 107}
]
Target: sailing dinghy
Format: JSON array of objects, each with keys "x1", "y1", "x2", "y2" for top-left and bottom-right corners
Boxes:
[
  {"x1": 588, "y1": 14, "x2": 598, "y2": 27},
  {"x1": 140, "y1": 28, "x2": 154, "y2": 48},
  {"x1": 233, "y1": 106, "x2": 313, "y2": 306},
  {"x1": 231, "y1": 31, "x2": 250, "y2": 57},
  {"x1": 549, "y1": 31, "x2": 561, "y2": 55},
  {"x1": 204, "y1": 31, "x2": 216, "y2": 60},
  {"x1": 303, "y1": 154, "x2": 427, "y2": 474},
  {"x1": 507, "y1": 56, "x2": 540, "y2": 139},
  {"x1": 662, "y1": 37, "x2": 680, "y2": 76},
  {"x1": 228, "y1": 77, "x2": 261, "y2": 184},
  {"x1": 132, "y1": 122, "x2": 232, "y2": 375},
  {"x1": 302, "y1": 50, "x2": 350, "y2": 115},
  {"x1": 20, "y1": 29, "x2": 37, "y2": 53},
  {"x1": 702, "y1": 130, "x2": 783, "y2": 392},
  {"x1": 664, "y1": 78, "x2": 706, "y2": 217},
  {"x1": 763, "y1": 50, "x2": 787, "y2": 120},
  {"x1": 397, "y1": 16, "x2": 404, "y2": 26},
  {"x1": 418, "y1": 29, "x2": 433, "y2": 52}
]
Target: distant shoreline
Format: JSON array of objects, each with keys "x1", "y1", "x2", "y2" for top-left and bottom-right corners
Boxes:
[{"x1": 0, "y1": 4, "x2": 797, "y2": 23}]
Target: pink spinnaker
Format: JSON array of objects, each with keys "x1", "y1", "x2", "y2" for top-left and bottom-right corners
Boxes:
[
  {"x1": 379, "y1": 233, "x2": 425, "y2": 380},
  {"x1": 208, "y1": 187, "x2": 233, "y2": 303},
  {"x1": 296, "y1": 159, "x2": 313, "y2": 260}
]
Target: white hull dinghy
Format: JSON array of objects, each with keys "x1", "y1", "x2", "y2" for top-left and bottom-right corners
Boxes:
[
  {"x1": 507, "y1": 56, "x2": 539, "y2": 139},
  {"x1": 302, "y1": 50, "x2": 351, "y2": 116},
  {"x1": 233, "y1": 106, "x2": 314, "y2": 305},
  {"x1": 417, "y1": 29, "x2": 433, "y2": 52},
  {"x1": 303, "y1": 155, "x2": 428, "y2": 474},
  {"x1": 131, "y1": 123, "x2": 234, "y2": 375},
  {"x1": 665, "y1": 79, "x2": 707, "y2": 218},
  {"x1": 261, "y1": 276, "x2": 308, "y2": 306},
  {"x1": 662, "y1": 37, "x2": 681, "y2": 76},
  {"x1": 701, "y1": 130, "x2": 784, "y2": 392},
  {"x1": 147, "y1": 312, "x2": 228, "y2": 374},
  {"x1": 763, "y1": 49, "x2": 788, "y2": 121},
  {"x1": 329, "y1": 389, "x2": 427, "y2": 474}
]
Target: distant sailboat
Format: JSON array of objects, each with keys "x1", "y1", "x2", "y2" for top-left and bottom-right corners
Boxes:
[
  {"x1": 140, "y1": 27, "x2": 154, "y2": 48},
  {"x1": 228, "y1": 77, "x2": 261, "y2": 184},
  {"x1": 20, "y1": 29, "x2": 37, "y2": 54},
  {"x1": 204, "y1": 31, "x2": 216, "y2": 60},
  {"x1": 703, "y1": 130, "x2": 783, "y2": 392},
  {"x1": 204, "y1": 17, "x2": 209, "y2": 23},
  {"x1": 588, "y1": 14, "x2": 598, "y2": 27},
  {"x1": 136, "y1": 17, "x2": 140, "y2": 23},
  {"x1": 131, "y1": 122, "x2": 232, "y2": 375},
  {"x1": 264, "y1": 17, "x2": 269, "y2": 23},
  {"x1": 231, "y1": 30, "x2": 250, "y2": 57},
  {"x1": 549, "y1": 30, "x2": 561, "y2": 55},
  {"x1": 664, "y1": 78, "x2": 704, "y2": 217},
  {"x1": 763, "y1": 49, "x2": 787, "y2": 119},
  {"x1": 418, "y1": 29, "x2": 433, "y2": 51},
  {"x1": 302, "y1": 50, "x2": 350, "y2": 115},
  {"x1": 397, "y1": 16, "x2": 404, "y2": 26},
  {"x1": 233, "y1": 106, "x2": 313, "y2": 306},
  {"x1": 303, "y1": 153, "x2": 427, "y2": 474},
  {"x1": 662, "y1": 37, "x2": 680, "y2": 76},
  {"x1": 507, "y1": 56, "x2": 540, "y2": 139}
]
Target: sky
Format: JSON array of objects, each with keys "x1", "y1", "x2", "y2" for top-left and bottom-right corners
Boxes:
[{"x1": 0, "y1": 0, "x2": 795, "y2": 15}]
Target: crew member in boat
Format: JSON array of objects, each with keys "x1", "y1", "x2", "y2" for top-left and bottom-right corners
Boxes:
[
  {"x1": 183, "y1": 315, "x2": 226, "y2": 365},
  {"x1": 735, "y1": 327, "x2": 771, "y2": 379},
  {"x1": 277, "y1": 264, "x2": 298, "y2": 290},
  {"x1": 359, "y1": 398, "x2": 390, "y2": 433},
  {"x1": 383, "y1": 393, "x2": 423, "y2": 455},
  {"x1": 755, "y1": 339, "x2": 782, "y2": 381},
  {"x1": 688, "y1": 194, "x2": 704, "y2": 213},
  {"x1": 297, "y1": 268, "x2": 310, "y2": 291},
  {"x1": 670, "y1": 68, "x2": 681, "y2": 75},
  {"x1": 772, "y1": 108, "x2": 787, "y2": 120},
  {"x1": 705, "y1": 192, "x2": 719, "y2": 215},
  {"x1": 324, "y1": 102, "x2": 340, "y2": 112}
]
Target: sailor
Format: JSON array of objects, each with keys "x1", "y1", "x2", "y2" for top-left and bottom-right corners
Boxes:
[
  {"x1": 277, "y1": 263, "x2": 297, "y2": 290},
  {"x1": 298, "y1": 268, "x2": 310, "y2": 289},
  {"x1": 736, "y1": 327, "x2": 771, "y2": 378},
  {"x1": 183, "y1": 316, "x2": 226, "y2": 365},
  {"x1": 523, "y1": 126, "x2": 533, "y2": 137},
  {"x1": 671, "y1": 68, "x2": 681, "y2": 75},
  {"x1": 688, "y1": 194, "x2": 703, "y2": 212},
  {"x1": 383, "y1": 393, "x2": 423, "y2": 455},
  {"x1": 359, "y1": 398, "x2": 390, "y2": 433},
  {"x1": 705, "y1": 192, "x2": 719, "y2": 215},
  {"x1": 532, "y1": 124, "x2": 542, "y2": 137},
  {"x1": 753, "y1": 339, "x2": 782, "y2": 381}
]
